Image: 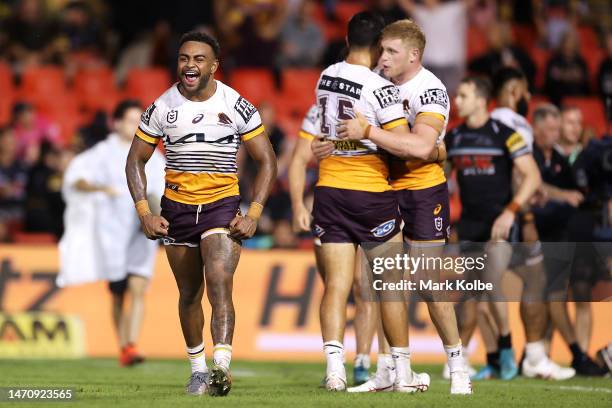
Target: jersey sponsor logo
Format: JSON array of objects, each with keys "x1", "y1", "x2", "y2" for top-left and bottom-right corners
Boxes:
[
  {"x1": 371, "y1": 219, "x2": 396, "y2": 238},
  {"x1": 192, "y1": 113, "x2": 204, "y2": 123},
  {"x1": 313, "y1": 224, "x2": 325, "y2": 237},
  {"x1": 373, "y1": 85, "x2": 400, "y2": 109},
  {"x1": 234, "y1": 97, "x2": 256, "y2": 123},
  {"x1": 218, "y1": 112, "x2": 233, "y2": 126},
  {"x1": 505, "y1": 132, "x2": 527, "y2": 153},
  {"x1": 318, "y1": 75, "x2": 363, "y2": 99},
  {"x1": 419, "y1": 88, "x2": 449, "y2": 109},
  {"x1": 167, "y1": 109, "x2": 178, "y2": 123},
  {"x1": 332, "y1": 139, "x2": 366, "y2": 151},
  {"x1": 433, "y1": 204, "x2": 442, "y2": 215},
  {"x1": 141, "y1": 103, "x2": 156, "y2": 126}
]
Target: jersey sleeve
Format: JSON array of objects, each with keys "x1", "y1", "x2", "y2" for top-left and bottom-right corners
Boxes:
[
  {"x1": 367, "y1": 84, "x2": 407, "y2": 130},
  {"x1": 299, "y1": 104, "x2": 319, "y2": 141},
  {"x1": 414, "y1": 87, "x2": 450, "y2": 124},
  {"x1": 505, "y1": 131, "x2": 530, "y2": 159},
  {"x1": 136, "y1": 102, "x2": 164, "y2": 145},
  {"x1": 234, "y1": 95, "x2": 265, "y2": 141}
]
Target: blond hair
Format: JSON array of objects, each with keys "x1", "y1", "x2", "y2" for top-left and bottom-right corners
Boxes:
[{"x1": 382, "y1": 19, "x2": 426, "y2": 58}]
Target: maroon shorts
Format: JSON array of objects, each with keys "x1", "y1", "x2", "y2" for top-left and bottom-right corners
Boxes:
[
  {"x1": 397, "y1": 182, "x2": 450, "y2": 242},
  {"x1": 312, "y1": 186, "x2": 401, "y2": 244},
  {"x1": 160, "y1": 195, "x2": 241, "y2": 247}
]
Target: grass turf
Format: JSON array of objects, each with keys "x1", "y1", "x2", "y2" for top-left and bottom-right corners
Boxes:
[{"x1": 0, "y1": 359, "x2": 610, "y2": 407}]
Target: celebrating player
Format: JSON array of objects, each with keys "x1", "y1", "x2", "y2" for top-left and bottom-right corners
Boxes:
[{"x1": 125, "y1": 31, "x2": 277, "y2": 396}]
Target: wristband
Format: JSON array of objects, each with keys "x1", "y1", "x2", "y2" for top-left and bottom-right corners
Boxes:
[
  {"x1": 364, "y1": 125, "x2": 372, "y2": 139},
  {"x1": 505, "y1": 201, "x2": 520, "y2": 214},
  {"x1": 246, "y1": 202, "x2": 264, "y2": 220},
  {"x1": 135, "y1": 200, "x2": 152, "y2": 218}
]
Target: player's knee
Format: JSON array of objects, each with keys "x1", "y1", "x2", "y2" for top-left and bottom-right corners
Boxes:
[{"x1": 178, "y1": 288, "x2": 203, "y2": 308}]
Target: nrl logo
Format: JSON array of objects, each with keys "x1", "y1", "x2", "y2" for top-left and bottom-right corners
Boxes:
[{"x1": 167, "y1": 109, "x2": 178, "y2": 123}]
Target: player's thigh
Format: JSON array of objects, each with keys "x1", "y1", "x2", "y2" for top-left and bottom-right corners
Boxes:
[
  {"x1": 320, "y1": 243, "x2": 357, "y2": 292},
  {"x1": 200, "y1": 232, "x2": 241, "y2": 287},
  {"x1": 165, "y1": 245, "x2": 204, "y2": 297}
]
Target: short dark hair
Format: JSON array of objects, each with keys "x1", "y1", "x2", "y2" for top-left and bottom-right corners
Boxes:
[
  {"x1": 113, "y1": 99, "x2": 142, "y2": 120},
  {"x1": 460, "y1": 76, "x2": 493, "y2": 101},
  {"x1": 347, "y1": 11, "x2": 385, "y2": 49},
  {"x1": 492, "y1": 67, "x2": 526, "y2": 97},
  {"x1": 179, "y1": 31, "x2": 221, "y2": 58}
]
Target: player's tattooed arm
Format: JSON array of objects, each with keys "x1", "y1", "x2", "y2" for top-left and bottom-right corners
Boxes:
[{"x1": 126, "y1": 137, "x2": 169, "y2": 239}]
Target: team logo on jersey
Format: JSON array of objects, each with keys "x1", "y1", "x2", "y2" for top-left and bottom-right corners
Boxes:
[
  {"x1": 141, "y1": 103, "x2": 156, "y2": 126},
  {"x1": 234, "y1": 96, "x2": 256, "y2": 123},
  {"x1": 192, "y1": 113, "x2": 204, "y2": 123},
  {"x1": 218, "y1": 112, "x2": 233, "y2": 126},
  {"x1": 371, "y1": 219, "x2": 396, "y2": 238},
  {"x1": 373, "y1": 85, "x2": 400, "y2": 109},
  {"x1": 434, "y1": 217, "x2": 443, "y2": 232},
  {"x1": 167, "y1": 109, "x2": 178, "y2": 123},
  {"x1": 433, "y1": 204, "x2": 442, "y2": 215},
  {"x1": 402, "y1": 99, "x2": 410, "y2": 115},
  {"x1": 419, "y1": 88, "x2": 449, "y2": 109}
]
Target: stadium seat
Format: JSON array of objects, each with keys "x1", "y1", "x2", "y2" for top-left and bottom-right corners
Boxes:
[
  {"x1": 74, "y1": 67, "x2": 120, "y2": 113},
  {"x1": 311, "y1": 3, "x2": 344, "y2": 41},
  {"x1": 229, "y1": 68, "x2": 277, "y2": 107},
  {"x1": 512, "y1": 24, "x2": 536, "y2": 52},
  {"x1": 583, "y1": 47, "x2": 605, "y2": 92},
  {"x1": 0, "y1": 63, "x2": 13, "y2": 125},
  {"x1": 529, "y1": 47, "x2": 550, "y2": 91},
  {"x1": 19, "y1": 66, "x2": 67, "y2": 99},
  {"x1": 467, "y1": 26, "x2": 489, "y2": 62},
  {"x1": 13, "y1": 232, "x2": 57, "y2": 244},
  {"x1": 124, "y1": 68, "x2": 172, "y2": 106},
  {"x1": 562, "y1": 96, "x2": 608, "y2": 137},
  {"x1": 280, "y1": 68, "x2": 320, "y2": 118}
]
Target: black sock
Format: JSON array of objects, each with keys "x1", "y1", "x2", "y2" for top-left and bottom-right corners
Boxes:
[
  {"x1": 569, "y1": 342, "x2": 584, "y2": 361},
  {"x1": 498, "y1": 334, "x2": 512, "y2": 350},
  {"x1": 487, "y1": 351, "x2": 500, "y2": 370}
]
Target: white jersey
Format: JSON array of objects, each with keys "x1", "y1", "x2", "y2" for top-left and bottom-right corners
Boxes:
[
  {"x1": 391, "y1": 67, "x2": 449, "y2": 190},
  {"x1": 136, "y1": 81, "x2": 265, "y2": 205},
  {"x1": 491, "y1": 107, "x2": 533, "y2": 150},
  {"x1": 298, "y1": 104, "x2": 319, "y2": 141},
  {"x1": 315, "y1": 61, "x2": 407, "y2": 192}
]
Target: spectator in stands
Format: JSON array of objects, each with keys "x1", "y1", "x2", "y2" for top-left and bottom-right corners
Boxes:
[
  {"x1": 556, "y1": 105, "x2": 584, "y2": 165},
  {"x1": 279, "y1": 0, "x2": 325, "y2": 68},
  {"x1": 4, "y1": 0, "x2": 62, "y2": 68},
  {"x1": 544, "y1": 28, "x2": 590, "y2": 106},
  {"x1": 468, "y1": 20, "x2": 536, "y2": 90},
  {"x1": 534, "y1": 0, "x2": 576, "y2": 50},
  {"x1": 597, "y1": 30, "x2": 612, "y2": 119},
  {"x1": 0, "y1": 128, "x2": 28, "y2": 242},
  {"x1": 370, "y1": 0, "x2": 410, "y2": 25},
  {"x1": 401, "y1": 0, "x2": 470, "y2": 95},
  {"x1": 10, "y1": 102, "x2": 61, "y2": 166}
]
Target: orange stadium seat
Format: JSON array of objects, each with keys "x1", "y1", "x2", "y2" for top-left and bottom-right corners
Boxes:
[
  {"x1": 0, "y1": 63, "x2": 13, "y2": 125},
  {"x1": 74, "y1": 67, "x2": 120, "y2": 114},
  {"x1": 13, "y1": 232, "x2": 57, "y2": 244},
  {"x1": 229, "y1": 68, "x2": 277, "y2": 107},
  {"x1": 467, "y1": 26, "x2": 489, "y2": 62},
  {"x1": 279, "y1": 68, "x2": 320, "y2": 117},
  {"x1": 19, "y1": 65, "x2": 67, "y2": 98},
  {"x1": 124, "y1": 68, "x2": 172, "y2": 106},
  {"x1": 562, "y1": 96, "x2": 608, "y2": 137},
  {"x1": 529, "y1": 47, "x2": 551, "y2": 90}
]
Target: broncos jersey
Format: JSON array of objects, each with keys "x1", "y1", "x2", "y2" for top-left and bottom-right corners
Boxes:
[
  {"x1": 315, "y1": 61, "x2": 407, "y2": 192},
  {"x1": 389, "y1": 67, "x2": 450, "y2": 190},
  {"x1": 136, "y1": 81, "x2": 265, "y2": 205},
  {"x1": 298, "y1": 104, "x2": 319, "y2": 141}
]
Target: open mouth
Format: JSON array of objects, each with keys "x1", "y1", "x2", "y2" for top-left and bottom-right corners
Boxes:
[{"x1": 183, "y1": 70, "x2": 200, "y2": 86}]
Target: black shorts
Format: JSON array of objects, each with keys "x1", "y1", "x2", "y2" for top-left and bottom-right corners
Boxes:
[
  {"x1": 160, "y1": 195, "x2": 241, "y2": 247},
  {"x1": 312, "y1": 186, "x2": 401, "y2": 244},
  {"x1": 397, "y1": 182, "x2": 450, "y2": 242}
]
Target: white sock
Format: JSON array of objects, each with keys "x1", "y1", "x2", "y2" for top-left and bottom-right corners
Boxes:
[
  {"x1": 355, "y1": 353, "x2": 370, "y2": 369},
  {"x1": 445, "y1": 342, "x2": 464, "y2": 374},
  {"x1": 213, "y1": 344, "x2": 232, "y2": 369},
  {"x1": 323, "y1": 341, "x2": 345, "y2": 376},
  {"x1": 187, "y1": 343, "x2": 207, "y2": 374},
  {"x1": 391, "y1": 346, "x2": 412, "y2": 382},
  {"x1": 525, "y1": 340, "x2": 546, "y2": 365},
  {"x1": 376, "y1": 353, "x2": 394, "y2": 381}
]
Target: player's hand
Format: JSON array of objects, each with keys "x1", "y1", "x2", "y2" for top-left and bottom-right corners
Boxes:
[
  {"x1": 337, "y1": 110, "x2": 369, "y2": 140},
  {"x1": 292, "y1": 204, "x2": 312, "y2": 233},
  {"x1": 229, "y1": 215, "x2": 257, "y2": 240},
  {"x1": 140, "y1": 214, "x2": 169, "y2": 240},
  {"x1": 490, "y1": 210, "x2": 515, "y2": 241},
  {"x1": 311, "y1": 138, "x2": 334, "y2": 160},
  {"x1": 562, "y1": 190, "x2": 584, "y2": 207}
]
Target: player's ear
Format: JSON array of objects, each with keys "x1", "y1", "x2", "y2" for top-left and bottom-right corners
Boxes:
[{"x1": 211, "y1": 59, "x2": 219, "y2": 75}]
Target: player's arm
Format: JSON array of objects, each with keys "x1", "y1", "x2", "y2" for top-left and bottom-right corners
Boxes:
[
  {"x1": 538, "y1": 182, "x2": 584, "y2": 207},
  {"x1": 289, "y1": 135, "x2": 314, "y2": 233},
  {"x1": 230, "y1": 132, "x2": 278, "y2": 240},
  {"x1": 126, "y1": 136, "x2": 169, "y2": 239}
]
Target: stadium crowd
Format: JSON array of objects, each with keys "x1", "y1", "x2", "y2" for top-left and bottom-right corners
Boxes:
[{"x1": 0, "y1": 0, "x2": 611, "y2": 250}]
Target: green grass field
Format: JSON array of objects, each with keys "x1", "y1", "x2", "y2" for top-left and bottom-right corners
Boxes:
[{"x1": 0, "y1": 359, "x2": 610, "y2": 407}]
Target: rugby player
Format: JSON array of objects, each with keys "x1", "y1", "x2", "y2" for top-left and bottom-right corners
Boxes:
[
  {"x1": 311, "y1": 11, "x2": 429, "y2": 392},
  {"x1": 446, "y1": 76, "x2": 574, "y2": 380},
  {"x1": 125, "y1": 31, "x2": 277, "y2": 396},
  {"x1": 334, "y1": 19, "x2": 472, "y2": 394}
]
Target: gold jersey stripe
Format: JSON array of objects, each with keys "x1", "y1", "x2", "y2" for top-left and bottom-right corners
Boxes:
[
  {"x1": 415, "y1": 112, "x2": 446, "y2": 134},
  {"x1": 317, "y1": 155, "x2": 391, "y2": 192},
  {"x1": 381, "y1": 117, "x2": 408, "y2": 130},
  {"x1": 164, "y1": 170, "x2": 240, "y2": 205},
  {"x1": 135, "y1": 128, "x2": 159, "y2": 145},
  {"x1": 241, "y1": 124, "x2": 265, "y2": 141},
  {"x1": 298, "y1": 130, "x2": 316, "y2": 141}
]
